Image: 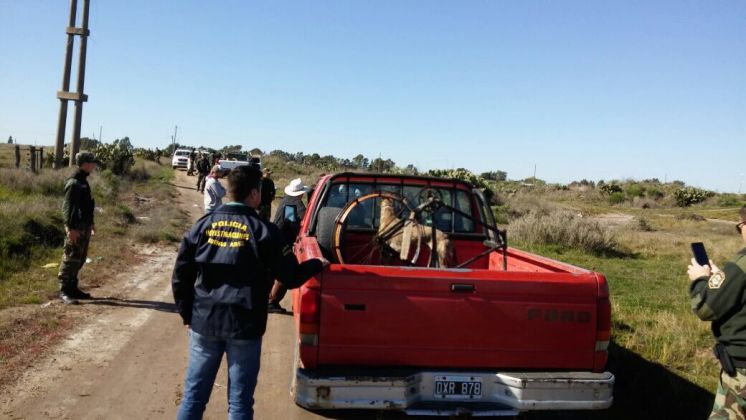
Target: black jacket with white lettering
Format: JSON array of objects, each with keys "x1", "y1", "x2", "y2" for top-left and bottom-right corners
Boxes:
[{"x1": 172, "y1": 203, "x2": 323, "y2": 339}]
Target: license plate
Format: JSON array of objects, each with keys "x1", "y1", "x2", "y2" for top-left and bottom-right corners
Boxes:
[{"x1": 434, "y1": 375, "x2": 482, "y2": 400}]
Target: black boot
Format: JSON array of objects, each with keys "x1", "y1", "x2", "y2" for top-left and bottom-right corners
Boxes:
[
  {"x1": 59, "y1": 290, "x2": 79, "y2": 305},
  {"x1": 267, "y1": 302, "x2": 287, "y2": 314},
  {"x1": 71, "y1": 288, "x2": 92, "y2": 299}
]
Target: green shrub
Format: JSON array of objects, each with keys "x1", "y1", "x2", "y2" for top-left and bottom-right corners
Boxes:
[
  {"x1": 646, "y1": 188, "x2": 665, "y2": 200},
  {"x1": 674, "y1": 187, "x2": 713, "y2": 207},
  {"x1": 600, "y1": 183, "x2": 623, "y2": 195},
  {"x1": 609, "y1": 192, "x2": 625, "y2": 204},
  {"x1": 718, "y1": 195, "x2": 743, "y2": 207},
  {"x1": 92, "y1": 138, "x2": 135, "y2": 175},
  {"x1": 626, "y1": 185, "x2": 644, "y2": 198}
]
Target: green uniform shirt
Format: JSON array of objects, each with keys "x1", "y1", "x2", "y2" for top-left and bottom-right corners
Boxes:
[
  {"x1": 690, "y1": 248, "x2": 746, "y2": 358},
  {"x1": 62, "y1": 169, "x2": 95, "y2": 229}
]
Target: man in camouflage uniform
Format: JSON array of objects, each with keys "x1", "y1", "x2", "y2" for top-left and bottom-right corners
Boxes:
[
  {"x1": 689, "y1": 205, "x2": 746, "y2": 419},
  {"x1": 58, "y1": 151, "x2": 99, "y2": 305},
  {"x1": 187, "y1": 148, "x2": 197, "y2": 175},
  {"x1": 195, "y1": 152, "x2": 210, "y2": 193}
]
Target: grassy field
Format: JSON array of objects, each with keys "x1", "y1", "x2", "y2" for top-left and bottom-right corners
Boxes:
[
  {"x1": 0, "y1": 150, "x2": 188, "y2": 310},
  {"x1": 508, "y1": 194, "x2": 745, "y2": 419},
  {"x1": 2, "y1": 143, "x2": 745, "y2": 417}
]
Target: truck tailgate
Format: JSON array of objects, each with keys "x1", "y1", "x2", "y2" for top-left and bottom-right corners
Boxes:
[{"x1": 317, "y1": 264, "x2": 600, "y2": 370}]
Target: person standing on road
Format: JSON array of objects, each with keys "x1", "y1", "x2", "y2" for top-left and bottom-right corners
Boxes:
[
  {"x1": 258, "y1": 168, "x2": 275, "y2": 222},
  {"x1": 195, "y1": 153, "x2": 210, "y2": 193},
  {"x1": 187, "y1": 148, "x2": 197, "y2": 176},
  {"x1": 267, "y1": 178, "x2": 310, "y2": 313},
  {"x1": 688, "y1": 205, "x2": 746, "y2": 418},
  {"x1": 203, "y1": 165, "x2": 226, "y2": 214},
  {"x1": 58, "y1": 151, "x2": 99, "y2": 305},
  {"x1": 172, "y1": 165, "x2": 325, "y2": 420}
]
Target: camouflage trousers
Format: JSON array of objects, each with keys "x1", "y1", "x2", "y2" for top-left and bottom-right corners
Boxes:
[
  {"x1": 710, "y1": 369, "x2": 746, "y2": 419},
  {"x1": 57, "y1": 227, "x2": 91, "y2": 292},
  {"x1": 196, "y1": 173, "x2": 207, "y2": 192}
]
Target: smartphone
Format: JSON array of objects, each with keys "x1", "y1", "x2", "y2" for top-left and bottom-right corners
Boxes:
[
  {"x1": 284, "y1": 205, "x2": 297, "y2": 222},
  {"x1": 691, "y1": 242, "x2": 710, "y2": 267}
]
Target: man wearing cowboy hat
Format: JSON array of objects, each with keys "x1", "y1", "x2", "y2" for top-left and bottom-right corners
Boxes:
[
  {"x1": 258, "y1": 168, "x2": 275, "y2": 222},
  {"x1": 268, "y1": 178, "x2": 310, "y2": 313}
]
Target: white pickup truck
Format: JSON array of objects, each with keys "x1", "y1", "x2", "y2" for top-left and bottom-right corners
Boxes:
[
  {"x1": 171, "y1": 149, "x2": 191, "y2": 170},
  {"x1": 218, "y1": 155, "x2": 261, "y2": 171}
]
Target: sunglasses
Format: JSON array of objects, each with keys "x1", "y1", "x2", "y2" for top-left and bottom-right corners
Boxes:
[{"x1": 738, "y1": 221, "x2": 746, "y2": 234}]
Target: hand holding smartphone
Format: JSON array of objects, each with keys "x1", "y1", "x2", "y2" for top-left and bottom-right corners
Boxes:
[{"x1": 691, "y1": 242, "x2": 710, "y2": 267}]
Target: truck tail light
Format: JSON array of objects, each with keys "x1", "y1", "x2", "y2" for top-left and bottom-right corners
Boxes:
[
  {"x1": 299, "y1": 287, "x2": 320, "y2": 337},
  {"x1": 298, "y1": 286, "x2": 320, "y2": 369},
  {"x1": 594, "y1": 275, "x2": 611, "y2": 372}
]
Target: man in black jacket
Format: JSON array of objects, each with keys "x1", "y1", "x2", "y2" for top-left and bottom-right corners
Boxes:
[
  {"x1": 172, "y1": 165, "x2": 324, "y2": 420},
  {"x1": 258, "y1": 168, "x2": 275, "y2": 222},
  {"x1": 267, "y1": 178, "x2": 310, "y2": 313},
  {"x1": 58, "y1": 151, "x2": 99, "y2": 305}
]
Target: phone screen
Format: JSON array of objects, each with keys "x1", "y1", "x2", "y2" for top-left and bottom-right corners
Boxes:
[
  {"x1": 284, "y1": 205, "x2": 297, "y2": 222},
  {"x1": 691, "y1": 242, "x2": 710, "y2": 266}
]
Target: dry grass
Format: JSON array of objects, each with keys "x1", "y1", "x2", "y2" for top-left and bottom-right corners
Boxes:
[{"x1": 510, "y1": 209, "x2": 621, "y2": 255}]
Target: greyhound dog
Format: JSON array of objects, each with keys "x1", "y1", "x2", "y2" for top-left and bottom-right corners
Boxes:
[{"x1": 378, "y1": 197, "x2": 455, "y2": 267}]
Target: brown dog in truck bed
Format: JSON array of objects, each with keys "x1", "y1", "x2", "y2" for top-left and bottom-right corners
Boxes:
[{"x1": 378, "y1": 197, "x2": 455, "y2": 267}]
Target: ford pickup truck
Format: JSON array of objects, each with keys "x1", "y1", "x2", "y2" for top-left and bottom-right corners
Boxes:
[{"x1": 290, "y1": 173, "x2": 613, "y2": 417}]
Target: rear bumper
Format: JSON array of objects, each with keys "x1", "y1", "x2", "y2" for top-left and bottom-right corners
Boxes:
[{"x1": 294, "y1": 369, "x2": 614, "y2": 416}]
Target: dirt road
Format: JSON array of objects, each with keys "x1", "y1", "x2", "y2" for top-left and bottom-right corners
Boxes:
[{"x1": 0, "y1": 171, "x2": 341, "y2": 420}]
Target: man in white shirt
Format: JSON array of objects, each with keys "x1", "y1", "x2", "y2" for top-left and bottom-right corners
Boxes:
[{"x1": 203, "y1": 165, "x2": 226, "y2": 213}]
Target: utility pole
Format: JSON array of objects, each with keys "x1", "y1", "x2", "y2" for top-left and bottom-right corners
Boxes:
[
  {"x1": 172, "y1": 125, "x2": 178, "y2": 148},
  {"x1": 99, "y1": 125, "x2": 102, "y2": 143},
  {"x1": 53, "y1": 0, "x2": 91, "y2": 168},
  {"x1": 69, "y1": 0, "x2": 91, "y2": 165}
]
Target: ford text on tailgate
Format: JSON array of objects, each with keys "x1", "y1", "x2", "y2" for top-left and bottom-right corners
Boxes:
[{"x1": 290, "y1": 173, "x2": 613, "y2": 416}]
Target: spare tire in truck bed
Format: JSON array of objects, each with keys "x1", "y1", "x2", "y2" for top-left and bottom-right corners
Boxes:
[{"x1": 315, "y1": 206, "x2": 342, "y2": 261}]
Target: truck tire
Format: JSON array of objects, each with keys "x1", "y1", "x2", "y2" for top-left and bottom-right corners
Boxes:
[{"x1": 315, "y1": 206, "x2": 342, "y2": 262}]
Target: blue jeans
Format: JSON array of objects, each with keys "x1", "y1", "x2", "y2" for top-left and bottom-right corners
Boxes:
[{"x1": 177, "y1": 329, "x2": 262, "y2": 420}]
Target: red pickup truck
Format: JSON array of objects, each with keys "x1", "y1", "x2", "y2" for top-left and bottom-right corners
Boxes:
[{"x1": 290, "y1": 173, "x2": 613, "y2": 416}]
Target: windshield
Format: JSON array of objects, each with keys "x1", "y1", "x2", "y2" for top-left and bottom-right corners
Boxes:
[{"x1": 175, "y1": 151, "x2": 190, "y2": 157}]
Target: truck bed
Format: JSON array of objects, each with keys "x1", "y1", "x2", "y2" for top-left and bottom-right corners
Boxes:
[{"x1": 294, "y1": 236, "x2": 609, "y2": 373}]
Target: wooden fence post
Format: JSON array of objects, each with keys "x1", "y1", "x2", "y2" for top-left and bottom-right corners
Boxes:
[{"x1": 29, "y1": 146, "x2": 37, "y2": 173}]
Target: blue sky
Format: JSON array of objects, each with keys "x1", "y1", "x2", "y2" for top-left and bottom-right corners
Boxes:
[{"x1": 1, "y1": 1, "x2": 744, "y2": 192}]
